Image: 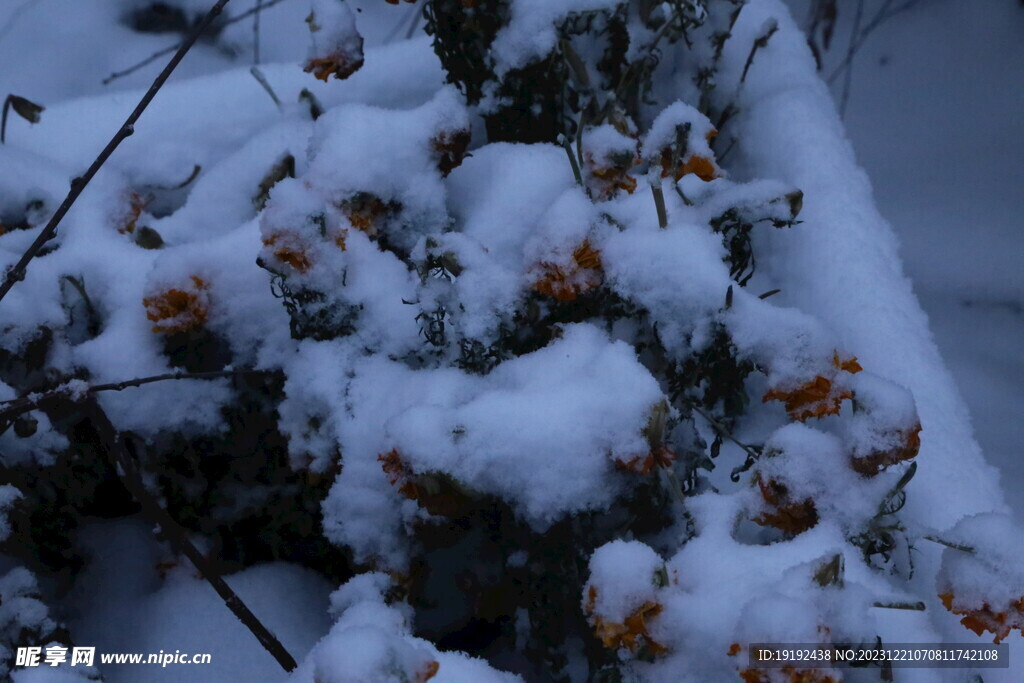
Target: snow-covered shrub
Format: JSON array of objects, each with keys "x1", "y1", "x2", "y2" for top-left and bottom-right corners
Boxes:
[{"x1": 0, "y1": 0, "x2": 1020, "y2": 680}]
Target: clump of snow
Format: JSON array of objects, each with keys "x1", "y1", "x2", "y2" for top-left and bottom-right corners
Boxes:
[
  {"x1": 748, "y1": 422, "x2": 889, "y2": 533},
  {"x1": 490, "y1": 0, "x2": 625, "y2": 76},
  {"x1": 640, "y1": 101, "x2": 720, "y2": 180},
  {"x1": 304, "y1": 0, "x2": 364, "y2": 81},
  {"x1": 385, "y1": 324, "x2": 664, "y2": 527},
  {"x1": 0, "y1": 568, "x2": 56, "y2": 679},
  {"x1": 936, "y1": 513, "x2": 1024, "y2": 612},
  {"x1": 293, "y1": 572, "x2": 520, "y2": 683},
  {"x1": 583, "y1": 540, "x2": 664, "y2": 625}
]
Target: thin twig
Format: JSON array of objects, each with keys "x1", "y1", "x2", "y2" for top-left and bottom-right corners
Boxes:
[
  {"x1": 685, "y1": 400, "x2": 762, "y2": 462},
  {"x1": 872, "y1": 601, "x2": 925, "y2": 611},
  {"x1": 404, "y1": 0, "x2": 426, "y2": 40},
  {"x1": 922, "y1": 535, "x2": 975, "y2": 554},
  {"x1": 838, "y1": 0, "x2": 865, "y2": 118},
  {"x1": 102, "y1": 0, "x2": 292, "y2": 86},
  {"x1": 0, "y1": 0, "x2": 232, "y2": 306},
  {"x1": 0, "y1": 369, "x2": 272, "y2": 422},
  {"x1": 825, "y1": 0, "x2": 926, "y2": 86},
  {"x1": 740, "y1": 19, "x2": 779, "y2": 84},
  {"x1": 78, "y1": 397, "x2": 297, "y2": 672},
  {"x1": 253, "y1": 0, "x2": 264, "y2": 64}
]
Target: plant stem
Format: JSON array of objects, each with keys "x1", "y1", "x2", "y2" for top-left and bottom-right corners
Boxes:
[
  {"x1": 651, "y1": 180, "x2": 668, "y2": 229},
  {"x1": 557, "y1": 134, "x2": 584, "y2": 187}
]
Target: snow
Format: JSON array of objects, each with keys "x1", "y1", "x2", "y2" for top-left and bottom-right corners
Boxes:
[
  {"x1": 490, "y1": 0, "x2": 625, "y2": 76},
  {"x1": 66, "y1": 518, "x2": 334, "y2": 683},
  {"x1": 386, "y1": 323, "x2": 665, "y2": 528},
  {"x1": 1, "y1": 0, "x2": 1022, "y2": 680},
  {"x1": 584, "y1": 540, "x2": 664, "y2": 625},
  {"x1": 723, "y1": 0, "x2": 1008, "y2": 529},
  {"x1": 293, "y1": 571, "x2": 519, "y2": 682}
]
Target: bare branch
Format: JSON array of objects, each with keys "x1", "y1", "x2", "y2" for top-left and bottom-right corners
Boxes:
[
  {"x1": 102, "y1": 0, "x2": 294, "y2": 86},
  {"x1": 825, "y1": 0, "x2": 928, "y2": 86},
  {"x1": 79, "y1": 397, "x2": 298, "y2": 672},
  {"x1": 838, "y1": 0, "x2": 866, "y2": 118},
  {"x1": 0, "y1": 0, "x2": 234, "y2": 306}
]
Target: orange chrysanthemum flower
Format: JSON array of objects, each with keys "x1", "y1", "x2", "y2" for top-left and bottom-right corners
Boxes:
[
  {"x1": 378, "y1": 449, "x2": 419, "y2": 501},
  {"x1": 762, "y1": 352, "x2": 862, "y2": 422},
  {"x1": 432, "y1": 129, "x2": 471, "y2": 177},
  {"x1": 532, "y1": 240, "x2": 603, "y2": 302},
  {"x1": 658, "y1": 129, "x2": 719, "y2": 182},
  {"x1": 738, "y1": 667, "x2": 839, "y2": 683},
  {"x1": 339, "y1": 193, "x2": 399, "y2": 239},
  {"x1": 753, "y1": 475, "x2": 819, "y2": 535},
  {"x1": 262, "y1": 231, "x2": 313, "y2": 273},
  {"x1": 414, "y1": 660, "x2": 440, "y2": 682},
  {"x1": 143, "y1": 275, "x2": 209, "y2": 334},
  {"x1": 850, "y1": 423, "x2": 922, "y2": 476}
]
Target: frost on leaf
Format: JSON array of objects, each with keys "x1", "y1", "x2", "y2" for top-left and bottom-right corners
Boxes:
[{"x1": 142, "y1": 275, "x2": 210, "y2": 334}]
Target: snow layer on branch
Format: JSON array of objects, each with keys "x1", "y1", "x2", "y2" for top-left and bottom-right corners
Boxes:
[
  {"x1": 13, "y1": 37, "x2": 445, "y2": 182},
  {"x1": 66, "y1": 519, "x2": 333, "y2": 683},
  {"x1": 724, "y1": 0, "x2": 1006, "y2": 533}
]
